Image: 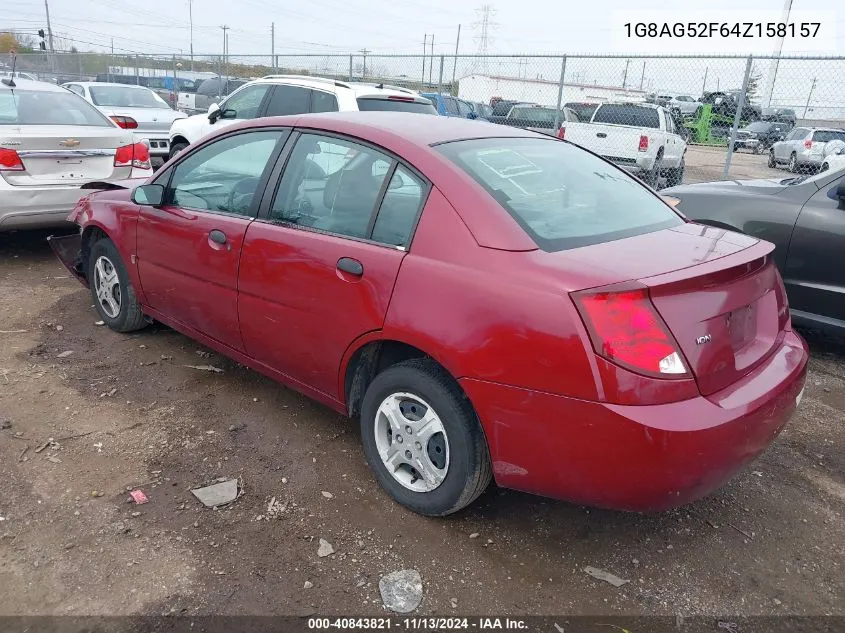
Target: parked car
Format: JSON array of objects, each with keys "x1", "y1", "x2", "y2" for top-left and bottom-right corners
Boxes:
[
  {"x1": 490, "y1": 99, "x2": 534, "y2": 117},
  {"x1": 0, "y1": 70, "x2": 39, "y2": 82},
  {"x1": 176, "y1": 76, "x2": 248, "y2": 115},
  {"x1": 469, "y1": 101, "x2": 493, "y2": 120},
  {"x1": 62, "y1": 82, "x2": 187, "y2": 160},
  {"x1": 49, "y1": 112, "x2": 807, "y2": 515},
  {"x1": 769, "y1": 127, "x2": 845, "y2": 173},
  {"x1": 821, "y1": 147, "x2": 845, "y2": 173},
  {"x1": 666, "y1": 94, "x2": 702, "y2": 116},
  {"x1": 665, "y1": 168, "x2": 845, "y2": 335},
  {"x1": 701, "y1": 91, "x2": 761, "y2": 123},
  {"x1": 732, "y1": 121, "x2": 791, "y2": 153},
  {"x1": 489, "y1": 104, "x2": 578, "y2": 135},
  {"x1": 564, "y1": 102, "x2": 599, "y2": 122},
  {"x1": 169, "y1": 76, "x2": 436, "y2": 158},
  {"x1": 419, "y1": 93, "x2": 477, "y2": 119},
  {"x1": 559, "y1": 102, "x2": 688, "y2": 188},
  {"x1": 0, "y1": 78, "x2": 152, "y2": 231},
  {"x1": 762, "y1": 108, "x2": 797, "y2": 126}
]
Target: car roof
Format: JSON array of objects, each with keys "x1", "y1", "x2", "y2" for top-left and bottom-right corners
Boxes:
[
  {"x1": 70, "y1": 82, "x2": 152, "y2": 88},
  {"x1": 251, "y1": 75, "x2": 422, "y2": 99},
  {"x1": 0, "y1": 77, "x2": 66, "y2": 92}
]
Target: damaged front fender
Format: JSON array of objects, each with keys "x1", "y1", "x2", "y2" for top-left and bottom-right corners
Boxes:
[{"x1": 47, "y1": 233, "x2": 88, "y2": 288}]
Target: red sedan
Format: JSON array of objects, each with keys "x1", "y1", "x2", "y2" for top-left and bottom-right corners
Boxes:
[{"x1": 50, "y1": 112, "x2": 808, "y2": 516}]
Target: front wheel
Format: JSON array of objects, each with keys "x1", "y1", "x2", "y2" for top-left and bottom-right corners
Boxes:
[
  {"x1": 87, "y1": 238, "x2": 146, "y2": 333},
  {"x1": 820, "y1": 162, "x2": 829, "y2": 172},
  {"x1": 359, "y1": 359, "x2": 492, "y2": 516},
  {"x1": 168, "y1": 141, "x2": 188, "y2": 161},
  {"x1": 788, "y1": 152, "x2": 799, "y2": 173}
]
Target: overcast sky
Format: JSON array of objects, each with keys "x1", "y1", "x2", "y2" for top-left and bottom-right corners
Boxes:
[{"x1": 3, "y1": 0, "x2": 843, "y2": 57}]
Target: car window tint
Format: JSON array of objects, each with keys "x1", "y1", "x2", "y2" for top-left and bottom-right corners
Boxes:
[
  {"x1": 221, "y1": 84, "x2": 270, "y2": 119},
  {"x1": 592, "y1": 104, "x2": 660, "y2": 129},
  {"x1": 371, "y1": 165, "x2": 425, "y2": 248},
  {"x1": 437, "y1": 137, "x2": 684, "y2": 252},
  {"x1": 270, "y1": 134, "x2": 392, "y2": 240},
  {"x1": 457, "y1": 100, "x2": 473, "y2": 116},
  {"x1": 168, "y1": 131, "x2": 283, "y2": 216},
  {"x1": 311, "y1": 90, "x2": 339, "y2": 113},
  {"x1": 444, "y1": 97, "x2": 460, "y2": 115},
  {"x1": 0, "y1": 89, "x2": 112, "y2": 126},
  {"x1": 812, "y1": 130, "x2": 845, "y2": 144},
  {"x1": 264, "y1": 85, "x2": 311, "y2": 116}
]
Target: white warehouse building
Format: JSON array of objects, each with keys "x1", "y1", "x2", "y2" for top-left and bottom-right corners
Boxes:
[{"x1": 457, "y1": 74, "x2": 647, "y2": 108}]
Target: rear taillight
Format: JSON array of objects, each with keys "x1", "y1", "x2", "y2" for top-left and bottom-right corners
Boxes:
[
  {"x1": 110, "y1": 115, "x2": 138, "y2": 129},
  {"x1": 0, "y1": 147, "x2": 25, "y2": 171},
  {"x1": 573, "y1": 286, "x2": 688, "y2": 378},
  {"x1": 557, "y1": 127, "x2": 566, "y2": 140},
  {"x1": 114, "y1": 142, "x2": 151, "y2": 170},
  {"x1": 638, "y1": 135, "x2": 649, "y2": 152},
  {"x1": 803, "y1": 139, "x2": 812, "y2": 150}
]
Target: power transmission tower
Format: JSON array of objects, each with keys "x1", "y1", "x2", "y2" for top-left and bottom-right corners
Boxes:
[
  {"x1": 471, "y1": 4, "x2": 497, "y2": 74},
  {"x1": 360, "y1": 48, "x2": 370, "y2": 80}
]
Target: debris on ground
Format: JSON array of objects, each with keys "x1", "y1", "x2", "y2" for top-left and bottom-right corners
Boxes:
[
  {"x1": 379, "y1": 569, "x2": 423, "y2": 613},
  {"x1": 111, "y1": 521, "x2": 130, "y2": 535},
  {"x1": 321, "y1": 491, "x2": 333, "y2": 499},
  {"x1": 583, "y1": 566, "x2": 629, "y2": 587},
  {"x1": 94, "y1": 321, "x2": 104, "y2": 326},
  {"x1": 130, "y1": 489, "x2": 149, "y2": 505},
  {"x1": 34, "y1": 439, "x2": 53, "y2": 454},
  {"x1": 191, "y1": 479, "x2": 238, "y2": 507},
  {"x1": 469, "y1": 533, "x2": 479, "y2": 539},
  {"x1": 184, "y1": 364, "x2": 224, "y2": 373},
  {"x1": 46, "y1": 456, "x2": 61, "y2": 464},
  {"x1": 265, "y1": 496, "x2": 288, "y2": 519},
  {"x1": 0, "y1": 419, "x2": 11, "y2": 430},
  {"x1": 317, "y1": 538, "x2": 335, "y2": 557},
  {"x1": 304, "y1": 581, "x2": 313, "y2": 589},
  {"x1": 57, "y1": 351, "x2": 74, "y2": 358}
]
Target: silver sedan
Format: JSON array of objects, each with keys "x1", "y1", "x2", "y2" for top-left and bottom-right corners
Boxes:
[{"x1": 62, "y1": 82, "x2": 186, "y2": 159}]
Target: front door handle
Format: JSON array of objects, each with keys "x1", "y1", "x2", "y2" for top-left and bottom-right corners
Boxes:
[
  {"x1": 209, "y1": 229, "x2": 227, "y2": 244},
  {"x1": 337, "y1": 257, "x2": 363, "y2": 276}
]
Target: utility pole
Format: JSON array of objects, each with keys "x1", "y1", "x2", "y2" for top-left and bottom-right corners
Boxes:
[
  {"x1": 429, "y1": 33, "x2": 434, "y2": 86},
  {"x1": 451, "y1": 24, "x2": 461, "y2": 87},
  {"x1": 702, "y1": 67, "x2": 708, "y2": 94},
  {"x1": 359, "y1": 48, "x2": 370, "y2": 80},
  {"x1": 803, "y1": 77, "x2": 817, "y2": 118},
  {"x1": 188, "y1": 0, "x2": 194, "y2": 71},
  {"x1": 221, "y1": 25, "x2": 229, "y2": 91},
  {"x1": 43, "y1": 0, "x2": 55, "y2": 53},
  {"x1": 421, "y1": 35, "x2": 427, "y2": 88},
  {"x1": 761, "y1": 0, "x2": 793, "y2": 109},
  {"x1": 271, "y1": 22, "x2": 275, "y2": 71},
  {"x1": 621, "y1": 58, "x2": 630, "y2": 89},
  {"x1": 639, "y1": 61, "x2": 645, "y2": 90}
]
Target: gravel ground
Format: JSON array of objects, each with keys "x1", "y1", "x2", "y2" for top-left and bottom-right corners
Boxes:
[{"x1": 0, "y1": 229, "x2": 843, "y2": 620}]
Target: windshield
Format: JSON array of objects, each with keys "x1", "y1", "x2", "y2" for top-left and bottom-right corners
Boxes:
[
  {"x1": 437, "y1": 137, "x2": 683, "y2": 251},
  {"x1": 592, "y1": 104, "x2": 660, "y2": 128},
  {"x1": 355, "y1": 98, "x2": 437, "y2": 114},
  {"x1": 813, "y1": 130, "x2": 845, "y2": 144},
  {"x1": 89, "y1": 85, "x2": 168, "y2": 108},
  {"x1": 508, "y1": 107, "x2": 561, "y2": 124},
  {"x1": 0, "y1": 89, "x2": 112, "y2": 126}
]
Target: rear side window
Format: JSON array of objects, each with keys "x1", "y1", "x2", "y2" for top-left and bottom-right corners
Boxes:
[
  {"x1": 264, "y1": 85, "x2": 310, "y2": 116},
  {"x1": 592, "y1": 104, "x2": 660, "y2": 129},
  {"x1": 311, "y1": 90, "x2": 338, "y2": 113},
  {"x1": 0, "y1": 89, "x2": 111, "y2": 126},
  {"x1": 437, "y1": 138, "x2": 683, "y2": 252},
  {"x1": 371, "y1": 165, "x2": 426, "y2": 248},
  {"x1": 355, "y1": 98, "x2": 437, "y2": 114},
  {"x1": 812, "y1": 130, "x2": 845, "y2": 144}
]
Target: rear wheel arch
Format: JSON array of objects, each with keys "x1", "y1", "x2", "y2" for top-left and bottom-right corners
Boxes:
[{"x1": 170, "y1": 134, "x2": 190, "y2": 146}]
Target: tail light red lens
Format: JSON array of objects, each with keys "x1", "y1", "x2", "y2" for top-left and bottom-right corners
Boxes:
[
  {"x1": 638, "y1": 135, "x2": 649, "y2": 152},
  {"x1": 803, "y1": 139, "x2": 812, "y2": 149},
  {"x1": 0, "y1": 147, "x2": 25, "y2": 171},
  {"x1": 557, "y1": 127, "x2": 566, "y2": 140},
  {"x1": 110, "y1": 115, "x2": 138, "y2": 129},
  {"x1": 114, "y1": 142, "x2": 151, "y2": 170},
  {"x1": 573, "y1": 286, "x2": 688, "y2": 378}
]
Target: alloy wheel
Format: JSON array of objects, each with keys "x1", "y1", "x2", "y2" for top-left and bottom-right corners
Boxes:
[{"x1": 93, "y1": 255, "x2": 121, "y2": 319}]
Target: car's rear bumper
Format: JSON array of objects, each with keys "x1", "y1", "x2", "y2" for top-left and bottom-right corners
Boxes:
[
  {"x1": 461, "y1": 329, "x2": 808, "y2": 511},
  {"x1": 0, "y1": 184, "x2": 86, "y2": 231},
  {"x1": 133, "y1": 132, "x2": 170, "y2": 156}
]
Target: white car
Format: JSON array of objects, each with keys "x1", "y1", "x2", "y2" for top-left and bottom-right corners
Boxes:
[
  {"x1": 168, "y1": 75, "x2": 437, "y2": 158},
  {"x1": 62, "y1": 82, "x2": 186, "y2": 159},
  {"x1": 821, "y1": 147, "x2": 845, "y2": 174},
  {"x1": 666, "y1": 94, "x2": 701, "y2": 116},
  {"x1": 559, "y1": 102, "x2": 688, "y2": 189},
  {"x1": 0, "y1": 78, "x2": 153, "y2": 231}
]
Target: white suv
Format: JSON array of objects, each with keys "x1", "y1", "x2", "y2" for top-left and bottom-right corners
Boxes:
[{"x1": 168, "y1": 75, "x2": 437, "y2": 158}]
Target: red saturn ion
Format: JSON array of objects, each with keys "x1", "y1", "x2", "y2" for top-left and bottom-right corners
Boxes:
[{"x1": 49, "y1": 112, "x2": 808, "y2": 516}]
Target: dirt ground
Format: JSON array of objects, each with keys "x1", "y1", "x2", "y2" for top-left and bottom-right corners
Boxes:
[
  {"x1": 1, "y1": 229, "x2": 844, "y2": 620},
  {"x1": 682, "y1": 145, "x2": 790, "y2": 185}
]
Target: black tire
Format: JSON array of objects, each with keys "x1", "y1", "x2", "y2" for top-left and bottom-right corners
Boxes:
[
  {"x1": 768, "y1": 150, "x2": 776, "y2": 168},
  {"x1": 359, "y1": 358, "x2": 492, "y2": 516},
  {"x1": 821, "y1": 162, "x2": 829, "y2": 173},
  {"x1": 168, "y1": 141, "x2": 188, "y2": 161},
  {"x1": 87, "y1": 238, "x2": 146, "y2": 333},
  {"x1": 788, "y1": 152, "x2": 799, "y2": 173},
  {"x1": 733, "y1": 143, "x2": 740, "y2": 152},
  {"x1": 665, "y1": 159, "x2": 685, "y2": 188},
  {"x1": 644, "y1": 152, "x2": 663, "y2": 189}
]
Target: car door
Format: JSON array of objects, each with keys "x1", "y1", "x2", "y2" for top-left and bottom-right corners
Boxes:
[
  {"x1": 662, "y1": 111, "x2": 681, "y2": 167},
  {"x1": 262, "y1": 84, "x2": 312, "y2": 117},
  {"x1": 238, "y1": 131, "x2": 428, "y2": 399},
  {"x1": 136, "y1": 128, "x2": 289, "y2": 350},
  {"x1": 783, "y1": 173, "x2": 845, "y2": 324},
  {"x1": 200, "y1": 83, "x2": 273, "y2": 139}
]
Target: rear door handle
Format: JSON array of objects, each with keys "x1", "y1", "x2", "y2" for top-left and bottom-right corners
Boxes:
[
  {"x1": 596, "y1": 132, "x2": 607, "y2": 138},
  {"x1": 337, "y1": 257, "x2": 363, "y2": 276},
  {"x1": 209, "y1": 229, "x2": 227, "y2": 244}
]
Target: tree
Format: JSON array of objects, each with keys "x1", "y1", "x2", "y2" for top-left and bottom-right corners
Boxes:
[
  {"x1": 0, "y1": 32, "x2": 34, "y2": 54},
  {"x1": 745, "y1": 66, "x2": 763, "y2": 102}
]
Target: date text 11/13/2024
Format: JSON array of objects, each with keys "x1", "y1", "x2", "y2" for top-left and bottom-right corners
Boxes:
[{"x1": 307, "y1": 617, "x2": 529, "y2": 630}]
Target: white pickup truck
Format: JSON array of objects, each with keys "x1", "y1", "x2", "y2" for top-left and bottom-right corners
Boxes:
[{"x1": 559, "y1": 102, "x2": 687, "y2": 188}]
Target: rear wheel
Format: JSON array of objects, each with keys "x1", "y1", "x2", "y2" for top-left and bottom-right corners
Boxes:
[
  {"x1": 665, "y1": 159, "x2": 685, "y2": 188},
  {"x1": 87, "y1": 238, "x2": 146, "y2": 333},
  {"x1": 168, "y1": 141, "x2": 188, "y2": 161},
  {"x1": 644, "y1": 152, "x2": 663, "y2": 189},
  {"x1": 359, "y1": 358, "x2": 492, "y2": 516},
  {"x1": 788, "y1": 152, "x2": 799, "y2": 173},
  {"x1": 768, "y1": 150, "x2": 776, "y2": 168}
]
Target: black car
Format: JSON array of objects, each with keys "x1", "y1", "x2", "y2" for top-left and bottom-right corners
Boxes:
[
  {"x1": 564, "y1": 102, "x2": 599, "y2": 122},
  {"x1": 701, "y1": 91, "x2": 761, "y2": 123},
  {"x1": 664, "y1": 169, "x2": 845, "y2": 334},
  {"x1": 733, "y1": 121, "x2": 792, "y2": 153},
  {"x1": 763, "y1": 108, "x2": 797, "y2": 126}
]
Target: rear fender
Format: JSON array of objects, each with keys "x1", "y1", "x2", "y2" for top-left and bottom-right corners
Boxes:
[{"x1": 47, "y1": 233, "x2": 87, "y2": 287}]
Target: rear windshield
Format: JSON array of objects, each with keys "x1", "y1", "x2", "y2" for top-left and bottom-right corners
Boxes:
[
  {"x1": 508, "y1": 107, "x2": 561, "y2": 124},
  {"x1": 0, "y1": 89, "x2": 112, "y2": 126},
  {"x1": 90, "y1": 85, "x2": 168, "y2": 108},
  {"x1": 812, "y1": 130, "x2": 845, "y2": 143},
  {"x1": 437, "y1": 138, "x2": 683, "y2": 252},
  {"x1": 492, "y1": 101, "x2": 517, "y2": 116},
  {"x1": 355, "y1": 98, "x2": 437, "y2": 114},
  {"x1": 746, "y1": 122, "x2": 772, "y2": 132},
  {"x1": 592, "y1": 104, "x2": 660, "y2": 129}
]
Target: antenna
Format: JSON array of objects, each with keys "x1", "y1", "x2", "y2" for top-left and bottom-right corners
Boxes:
[{"x1": 471, "y1": 4, "x2": 497, "y2": 75}]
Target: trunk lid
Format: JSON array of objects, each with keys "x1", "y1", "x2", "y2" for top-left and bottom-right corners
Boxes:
[
  {"x1": 2, "y1": 125, "x2": 135, "y2": 186},
  {"x1": 563, "y1": 122, "x2": 645, "y2": 161},
  {"x1": 98, "y1": 107, "x2": 183, "y2": 134}
]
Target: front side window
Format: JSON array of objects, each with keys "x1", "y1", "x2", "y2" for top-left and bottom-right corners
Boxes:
[
  {"x1": 437, "y1": 138, "x2": 684, "y2": 252},
  {"x1": 444, "y1": 98, "x2": 460, "y2": 115},
  {"x1": 0, "y1": 89, "x2": 112, "y2": 126},
  {"x1": 220, "y1": 84, "x2": 271, "y2": 119},
  {"x1": 167, "y1": 130, "x2": 284, "y2": 216},
  {"x1": 270, "y1": 134, "x2": 393, "y2": 240}
]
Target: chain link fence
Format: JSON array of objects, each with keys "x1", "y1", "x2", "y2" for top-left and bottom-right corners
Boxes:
[{"x1": 8, "y1": 51, "x2": 845, "y2": 186}]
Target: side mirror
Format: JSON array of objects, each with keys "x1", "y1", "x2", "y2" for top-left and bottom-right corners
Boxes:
[
  {"x1": 132, "y1": 184, "x2": 164, "y2": 206},
  {"x1": 207, "y1": 102, "x2": 220, "y2": 122}
]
